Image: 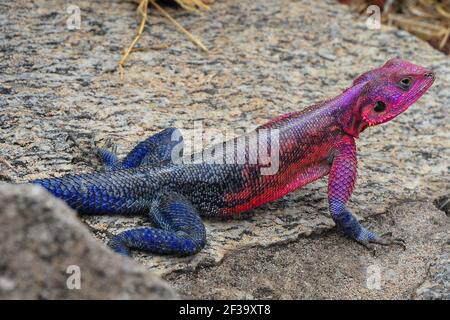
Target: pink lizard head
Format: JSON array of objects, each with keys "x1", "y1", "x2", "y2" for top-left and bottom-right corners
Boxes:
[{"x1": 345, "y1": 58, "x2": 434, "y2": 136}]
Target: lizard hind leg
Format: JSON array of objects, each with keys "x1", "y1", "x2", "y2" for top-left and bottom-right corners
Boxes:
[
  {"x1": 121, "y1": 127, "x2": 184, "y2": 169},
  {"x1": 109, "y1": 191, "x2": 206, "y2": 256}
]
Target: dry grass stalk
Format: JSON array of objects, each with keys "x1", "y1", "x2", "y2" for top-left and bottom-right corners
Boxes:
[
  {"x1": 149, "y1": 0, "x2": 209, "y2": 52},
  {"x1": 0, "y1": 156, "x2": 16, "y2": 173},
  {"x1": 119, "y1": 0, "x2": 149, "y2": 78},
  {"x1": 119, "y1": 0, "x2": 210, "y2": 77}
]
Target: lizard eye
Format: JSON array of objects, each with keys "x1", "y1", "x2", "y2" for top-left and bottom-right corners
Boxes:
[
  {"x1": 398, "y1": 77, "x2": 412, "y2": 91},
  {"x1": 374, "y1": 101, "x2": 386, "y2": 113}
]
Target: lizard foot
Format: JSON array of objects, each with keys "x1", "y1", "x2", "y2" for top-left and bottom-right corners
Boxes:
[
  {"x1": 371, "y1": 231, "x2": 406, "y2": 250},
  {"x1": 103, "y1": 137, "x2": 118, "y2": 155},
  {"x1": 66, "y1": 132, "x2": 96, "y2": 158},
  {"x1": 67, "y1": 132, "x2": 114, "y2": 156},
  {"x1": 67, "y1": 133, "x2": 119, "y2": 169},
  {"x1": 356, "y1": 228, "x2": 406, "y2": 254}
]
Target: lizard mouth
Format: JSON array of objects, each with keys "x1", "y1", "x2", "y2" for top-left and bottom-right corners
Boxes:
[{"x1": 405, "y1": 72, "x2": 435, "y2": 106}]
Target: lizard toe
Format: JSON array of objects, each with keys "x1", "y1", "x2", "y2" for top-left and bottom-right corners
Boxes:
[
  {"x1": 354, "y1": 227, "x2": 406, "y2": 251},
  {"x1": 109, "y1": 235, "x2": 132, "y2": 256},
  {"x1": 370, "y1": 233, "x2": 406, "y2": 250},
  {"x1": 357, "y1": 239, "x2": 378, "y2": 256}
]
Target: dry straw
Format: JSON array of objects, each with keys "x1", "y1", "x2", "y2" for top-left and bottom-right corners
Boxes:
[
  {"x1": 351, "y1": 0, "x2": 450, "y2": 53},
  {"x1": 119, "y1": 0, "x2": 212, "y2": 77}
]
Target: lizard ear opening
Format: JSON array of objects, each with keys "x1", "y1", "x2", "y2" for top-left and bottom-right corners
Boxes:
[{"x1": 373, "y1": 101, "x2": 387, "y2": 113}]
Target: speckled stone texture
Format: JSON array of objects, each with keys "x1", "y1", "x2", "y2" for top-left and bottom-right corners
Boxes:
[
  {"x1": 0, "y1": 0, "x2": 449, "y2": 294},
  {"x1": 415, "y1": 247, "x2": 450, "y2": 300}
]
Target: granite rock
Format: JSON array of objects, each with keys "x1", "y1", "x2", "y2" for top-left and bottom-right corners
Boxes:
[
  {"x1": 0, "y1": 184, "x2": 177, "y2": 299},
  {"x1": 168, "y1": 202, "x2": 450, "y2": 299},
  {"x1": 415, "y1": 247, "x2": 450, "y2": 300}
]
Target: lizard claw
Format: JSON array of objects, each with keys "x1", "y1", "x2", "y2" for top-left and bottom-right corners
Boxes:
[
  {"x1": 355, "y1": 228, "x2": 406, "y2": 252},
  {"x1": 67, "y1": 133, "x2": 97, "y2": 168},
  {"x1": 371, "y1": 233, "x2": 406, "y2": 250},
  {"x1": 358, "y1": 241, "x2": 378, "y2": 256},
  {"x1": 67, "y1": 132, "x2": 95, "y2": 157},
  {"x1": 103, "y1": 137, "x2": 118, "y2": 155},
  {"x1": 67, "y1": 133, "x2": 119, "y2": 166},
  {"x1": 379, "y1": 231, "x2": 392, "y2": 238}
]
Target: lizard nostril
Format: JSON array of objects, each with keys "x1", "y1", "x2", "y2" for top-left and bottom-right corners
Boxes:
[{"x1": 424, "y1": 72, "x2": 434, "y2": 79}]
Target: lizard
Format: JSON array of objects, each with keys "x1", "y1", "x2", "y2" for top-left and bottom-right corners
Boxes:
[{"x1": 31, "y1": 58, "x2": 435, "y2": 257}]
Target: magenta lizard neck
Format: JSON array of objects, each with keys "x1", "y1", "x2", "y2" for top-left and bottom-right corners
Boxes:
[{"x1": 330, "y1": 82, "x2": 369, "y2": 138}]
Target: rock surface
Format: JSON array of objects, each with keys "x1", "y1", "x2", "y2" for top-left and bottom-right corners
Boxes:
[
  {"x1": 415, "y1": 246, "x2": 450, "y2": 300},
  {"x1": 0, "y1": 185, "x2": 177, "y2": 299},
  {"x1": 168, "y1": 202, "x2": 449, "y2": 299},
  {"x1": 0, "y1": 0, "x2": 449, "y2": 298}
]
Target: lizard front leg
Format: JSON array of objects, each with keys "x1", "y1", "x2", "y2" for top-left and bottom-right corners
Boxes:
[{"x1": 328, "y1": 135, "x2": 405, "y2": 250}]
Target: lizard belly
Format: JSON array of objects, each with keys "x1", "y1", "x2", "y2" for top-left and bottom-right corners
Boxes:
[{"x1": 221, "y1": 161, "x2": 331, "y2": 215}]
